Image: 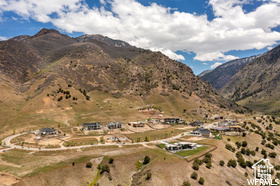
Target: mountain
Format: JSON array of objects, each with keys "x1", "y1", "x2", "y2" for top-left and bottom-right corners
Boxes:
[
  {"x1": 200, "y1": 55, "x2": 259, "y2": 90},
  {"x1": 220, "y1": 44, "x2": 280, "y2": 115},
  {"x1": 198, "y1": 69, "x2": 212, "y2": 77},
  {"x1": 0, "y1": 28, "x2": 240, "y2": 133}
]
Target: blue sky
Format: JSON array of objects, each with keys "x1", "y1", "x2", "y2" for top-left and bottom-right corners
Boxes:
[{"x1": 1, "y1": 0, "x2": 280, "y2": 75}]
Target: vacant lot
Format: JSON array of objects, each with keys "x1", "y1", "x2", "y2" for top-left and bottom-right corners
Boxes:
[
  {"x1": 63, "y1": 137, "x2": 99, "y2": 146},
  {"x1": 125, "y1": 126, "x2": 191, "y2": 142}
]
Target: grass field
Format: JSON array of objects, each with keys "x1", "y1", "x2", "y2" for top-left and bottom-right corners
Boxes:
[{"x1": 175, "y1": 146, "x2": 210, "y2": 157}]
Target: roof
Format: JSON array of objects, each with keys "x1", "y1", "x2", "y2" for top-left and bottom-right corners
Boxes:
[
  {"x1": 40, "y1": 128, "x2": 56, "y2": 132},
  {"x1": 83, "y1": 123, "x2": 100, "y2": 126},
  {"x1": 190, "y1": 120, "x2": 204, "y2": 125},
  {"x1": 128, "y1": 122, "x2": 142, "y2": 124},
  {"x1": 211, "y1": 127, "x2": 231, "y2": 131},
  {"x1": 178, "y1": 142, "x2": 197, "y2": 146},
  {"x1": 108, "y1": 122, "x2": 121, "y2": 125},
  {"x1": 194, "y1": 128, "x2": 211, "y2": 135}
]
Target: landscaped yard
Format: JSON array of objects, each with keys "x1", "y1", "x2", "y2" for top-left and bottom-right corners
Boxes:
[
  {"x1": 157, "y1": 144, "x2": 167, "y2": 148},
  {"x1": 175, "y1": 146, "x2": 210, "y2": 157}
]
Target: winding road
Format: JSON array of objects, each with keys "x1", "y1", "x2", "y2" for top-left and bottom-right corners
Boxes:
[{"x1": 1, "y1": 131, "x2": 191, "y2": 152}]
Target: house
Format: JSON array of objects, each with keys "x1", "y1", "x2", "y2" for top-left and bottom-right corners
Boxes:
[
  {"x1": 211, "y1": 114, "x2": 224, "y2": 120},
  {"x1": 192, "y1": 128, "x2": 212, "y2": 138},
  {"x1": 107, "y1": 122, "x2": 122, "y2": 129},
  {"x1": 83, "y1": 123, "x2": 101, "y2": 130},
  {"x1": 189, "y1": 120, "x2": 204, "y2": 127},
  {"x1": 165, "y1": 142, "x2": 197, "y2": 151},
  {"x1": 163, "y1": 118, "x2": 186, "y2": 125},
  {"x1": 128, "y1": 122, "x2": 145, "y2": 127},
  {"x1": 210, "y1": 126, "x2": 231, "y2": 133},
  {"x1": 39, "y1": 128, "x2": 57, "y2": 136},
  {"x1": 229, "y1": 125, "x2": 246, "y2": 132}
]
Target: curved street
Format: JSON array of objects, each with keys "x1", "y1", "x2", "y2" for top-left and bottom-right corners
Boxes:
[{"x1": 1, "y1": 131, "x2": 191, "y2": 152}]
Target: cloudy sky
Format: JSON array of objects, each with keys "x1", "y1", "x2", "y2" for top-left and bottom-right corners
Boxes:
[{"x1": 1, "y1": 0, "x2": 280, "y2": 74}]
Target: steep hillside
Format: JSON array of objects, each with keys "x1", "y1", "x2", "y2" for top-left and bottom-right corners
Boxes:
[
  {"x1": 201, "y1": 55, "x2": 259, "y2": 90},
  {"x1": 0, "y1": 29, "x2": 239, "y2": 133},
  {"x1": 220, "y1": 44, "x2": 280, "y2": 115}
]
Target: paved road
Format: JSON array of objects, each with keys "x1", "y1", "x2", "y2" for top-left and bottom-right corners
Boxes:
[{"x1": 1, "y1": 131, "x2": 191, "y2": 152}]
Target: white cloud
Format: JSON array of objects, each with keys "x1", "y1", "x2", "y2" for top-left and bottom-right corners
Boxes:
[
  {"x1": 202, "y1": 62, "x2": 208, "y2": 65},
  {"x1": 267, "y1": 46, "x2": 273, "y2": 50},
  {"x1": 211, "y1": 62, "x2": 223, "y2": 68},
  {"x1": 100, "y1": 0, "x2": 106, "y2": 5},
  {"x1": 0, "y1": 36, "x2": 7, "y2": 40},
  {"x1": 1, "y1": 0, "x2": 280, "y2": 61},
  {"x1": 150, "y1": 47, "x2": 185, "y2": 60}
]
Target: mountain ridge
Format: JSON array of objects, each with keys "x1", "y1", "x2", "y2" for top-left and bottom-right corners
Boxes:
[{"x1": 201, "y1": 55, "x2": 260, "y2": 90}]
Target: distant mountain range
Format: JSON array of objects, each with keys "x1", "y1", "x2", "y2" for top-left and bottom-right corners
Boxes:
[
  {"x1": 220, "y1": 44, "x2": 280, "y2": 115},
  {"x1": 200, "y1": 55, "x2": 259, "y2": 90},
  {"x1": 200, "y1": 43, "x2": 280, "y2": 115}
]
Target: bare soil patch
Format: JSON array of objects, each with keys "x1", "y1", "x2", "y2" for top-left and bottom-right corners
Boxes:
[{"x1": 0, "y1": 172, "x2": 20, "y2": 186}]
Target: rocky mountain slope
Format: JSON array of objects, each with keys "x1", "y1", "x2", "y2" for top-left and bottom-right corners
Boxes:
[
  {"x1": 0, "y1": 28, "x2": 241, "y2": 133},
  {"x1": 220, "y1": 44, "x2": 280, "y2": 115},
  {"x1": 200, "y1": 55, "x2": 259, "y2": 90}
]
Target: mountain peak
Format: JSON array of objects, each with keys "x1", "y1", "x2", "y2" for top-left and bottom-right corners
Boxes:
[{"x1": 34, "y1": 28, "x2": 61, "y2": 37}]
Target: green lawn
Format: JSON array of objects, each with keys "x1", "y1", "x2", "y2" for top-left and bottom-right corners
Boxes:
[
  {"x1": 175, "y1": 146, "x2": 210, "y2": 157},
  {"x1": 157, "y1": 144, "x2": 167, "y2": 148}
]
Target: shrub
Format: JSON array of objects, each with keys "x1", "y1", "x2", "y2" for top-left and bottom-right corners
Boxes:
[
  {"x1": 236, "y1": 142, "x2": 241, "y2": 149},
  {"x1": 72, "y1": 162, "x2": 75, "y2": 166},
  {"x1": 192, "y1": 163, "x2": 199, "y2": 170},
  {"x1": 246, "y1": 161, "x2": 253, "y2": 168},
  {"x1": 100, "y1": 165, "x2": 110, "y2": 174},
  {"x1": 145, "y1": 136, "x2": 150, "y2": 142},
  {"x1": 143, "y1": 156, "x2": 150, "y2": 165},
  {"x1": 198, "y1": 177, "x2": 205, "y2": 185},
  {"x1": 191, "y1": 172, "x2": 198, "y2": 180},
  {"x1": 219, "y1": 160, "x2": 225, "y2": 166},
  {"x1": 269, "y1": 152, "x2": 277, "y2": 158},
  {"x1": 146, "y1": 172, "x2": 152, "y2": 180},
  {"x1": 227, "y1": 160, "x2": 237, "y2": 168},
  {"x1": 275, "y1": 165, "x2": 280, "y2": 171},
  {"x1": 206, "y1": 162, "x2": 211, "y2": 169},
  {"x1": 255, "y1": 147, "x2": 259, "y2": 151},
  {"x1": 183, "y1": 181, "x2": 191, "y2": 186},
  {"x1": 242, "y1": 141, "x2": 247, "y2": 147},
  {"x1": 109, "y1": 158, "x2": 114, "y2": 164},
  {"x1": 250, "y1": 151, "x2": 256, "y2": 156},
  {"x1": 276, "y1": 173, "x2": 280, "y2": 179},
  {"x1": 205, "y1": 153, "x2": 212, "y2": 159},
  {"x1": 86, "y1": 162, "x2": 92, "y2": 168}
]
